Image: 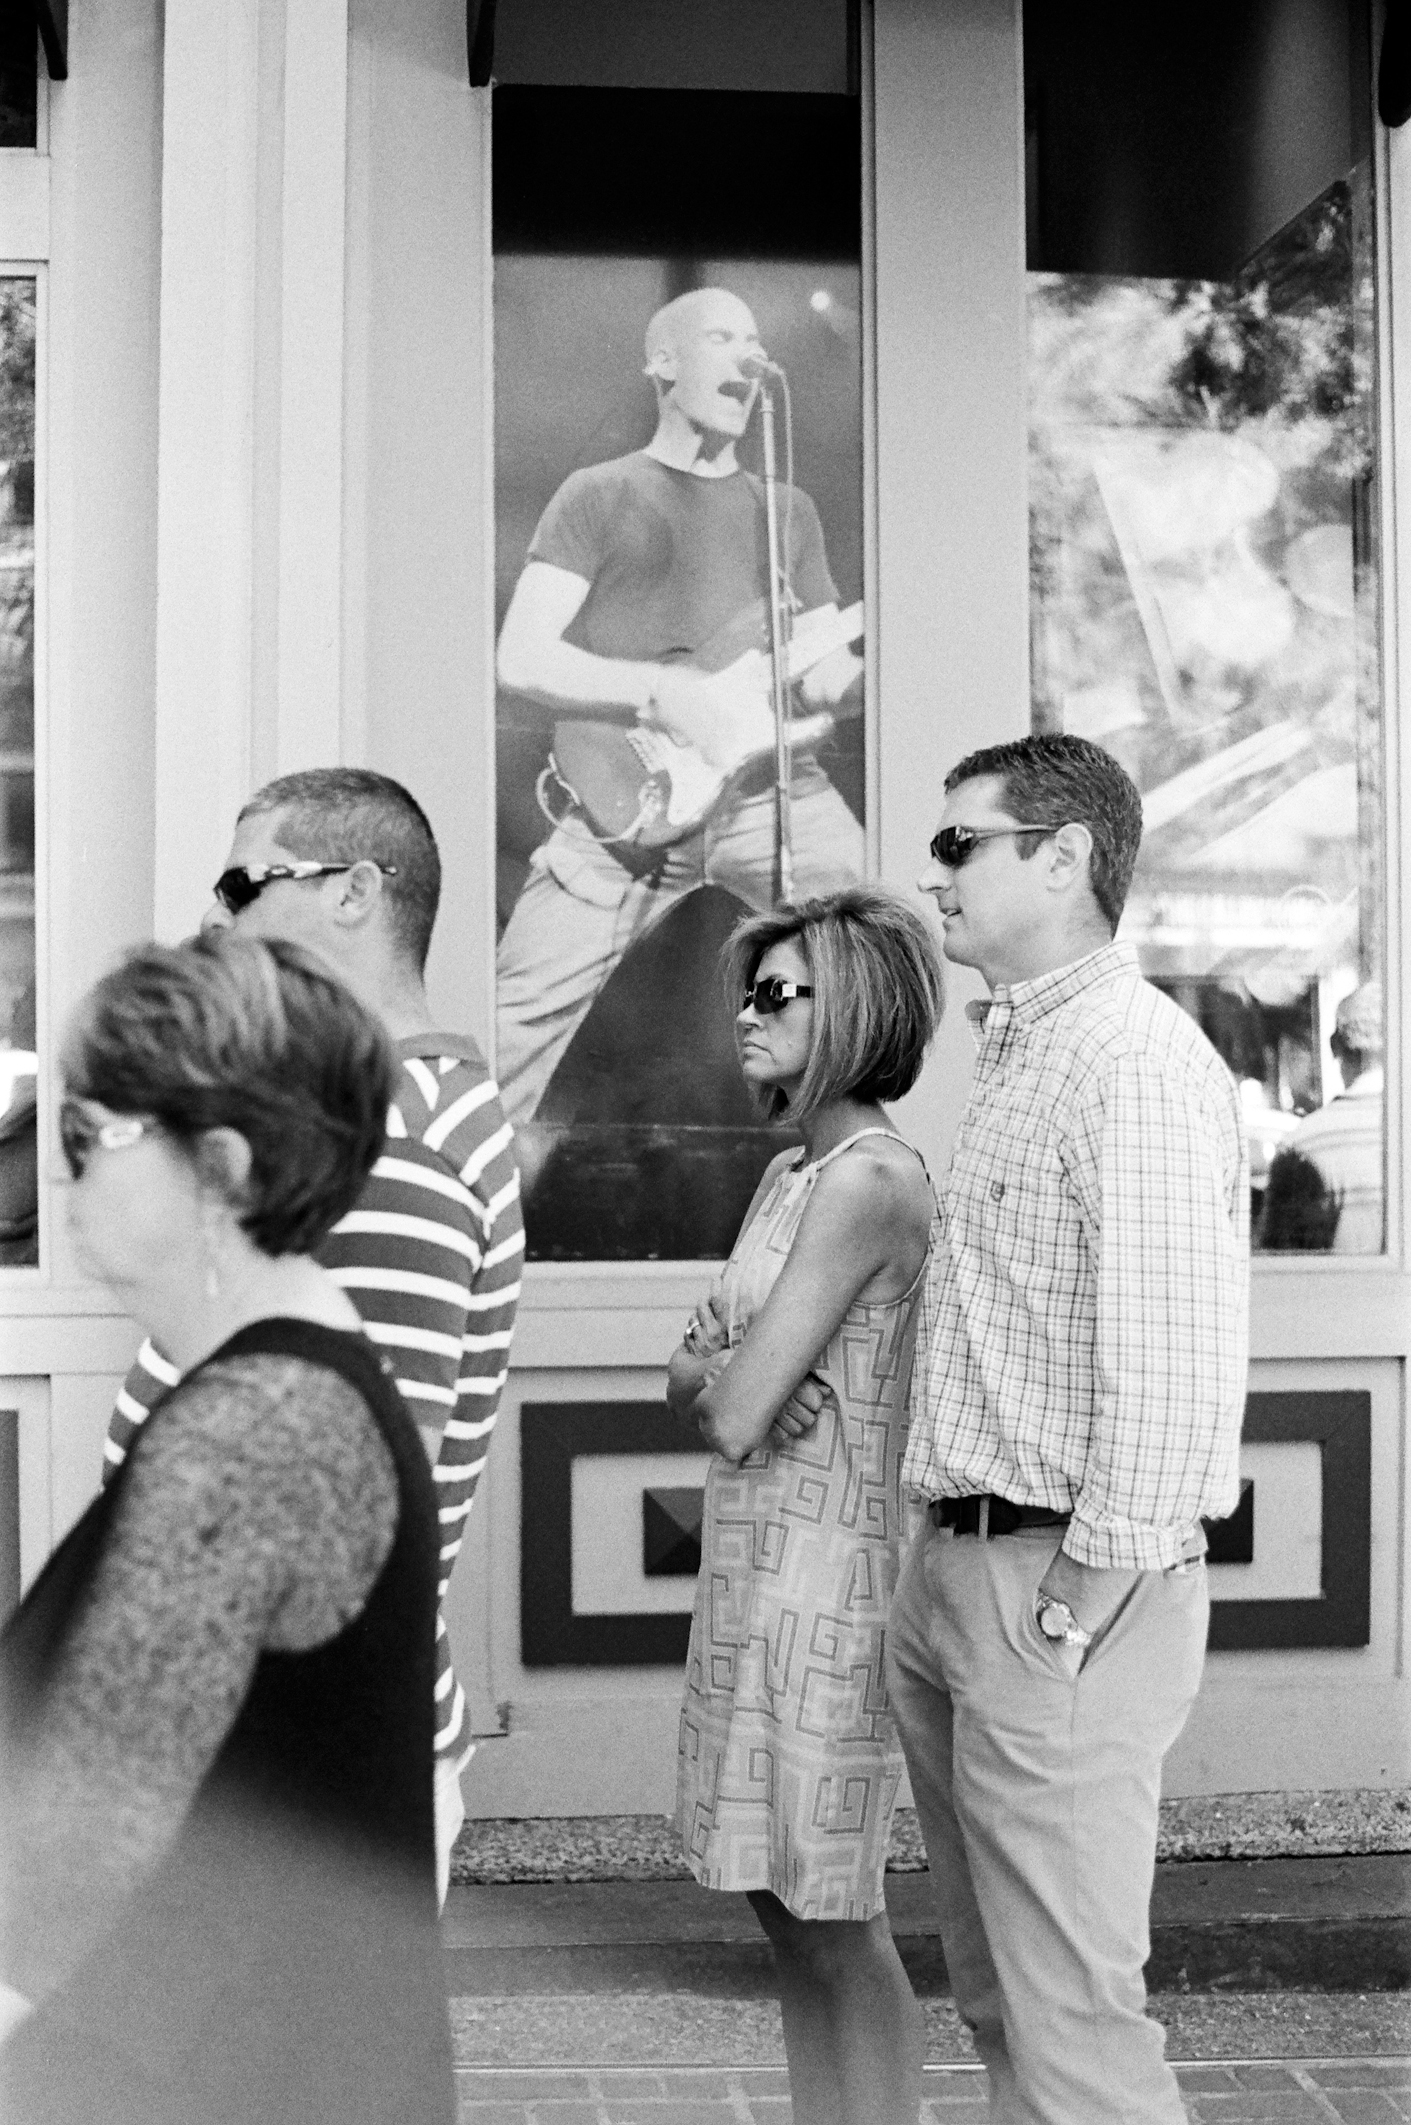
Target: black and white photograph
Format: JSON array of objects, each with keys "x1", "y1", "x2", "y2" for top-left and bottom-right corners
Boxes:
[
  {"x1": 2, "y1": 3, "x2": 1409, "y2": 2122},
  {"x1": 492, "y1": 76, "x2": 866, "y2": 1260}
]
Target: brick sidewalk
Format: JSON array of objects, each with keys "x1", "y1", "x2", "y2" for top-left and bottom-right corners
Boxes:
[{"x1": 455, "y1": 2057, "x2": 1411, "y2": 2123}]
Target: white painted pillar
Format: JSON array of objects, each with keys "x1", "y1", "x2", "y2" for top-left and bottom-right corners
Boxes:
[
  {"x1": 344, "y1": 0, "x2": 494, "y2": 1041},
  {"x1": 152, "y1": 0, "x2": 351, "y2": 940},
  {"x1": 276, "y1": 0, "x2": 350, "y2": 774},
  {"x1": 872, "y1": 0, "x2": 1028, "y2": 1170},
  {"x1": 151, "y1": 0, "x2": 262, "y2": 939}
]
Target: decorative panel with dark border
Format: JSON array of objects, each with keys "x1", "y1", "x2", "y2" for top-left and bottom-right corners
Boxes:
[
  {"x1": 522, "y1": 1390, "x2": 1372, "y2": 1668},
  {"x1": 521, "y1": 1402, "x2": 702, "y2": 1667},
  {"x1": 1207, "y1": 1390, "x2": 1370, "y2": 1652}
]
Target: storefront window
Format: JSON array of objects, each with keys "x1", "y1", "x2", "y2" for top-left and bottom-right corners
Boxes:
[
  {"x1": 0, "y1": 282, "x2": 36, "y2": 1266},
  {"x1": 1025, "y1": 0, "x2": 1383, "y2": 1252},
  {"x1": 493, "y1": 87, "x2": 863, "y2": 1260},
  {"x1": 0, "y1": 13, "x2": 38, "y2": 149}
]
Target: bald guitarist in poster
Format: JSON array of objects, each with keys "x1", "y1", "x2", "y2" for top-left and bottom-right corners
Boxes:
[{"x1": 495, "y1": 286, "x2": 864, "y2": 1149}]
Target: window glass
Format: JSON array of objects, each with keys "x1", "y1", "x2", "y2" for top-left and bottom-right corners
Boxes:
[
  {"x1": 0, "y1": 15, "x2": 38, "y2": 149},
  {"x1": 493, "y1": 88, "x2": 864, "y2": 1260},
  {"x1": 0, "y1": 280, "x2": 36, "y2": 1266},
  {"x1": 1025, "y1": 0, "x2": 1383, "y2": 1253}
]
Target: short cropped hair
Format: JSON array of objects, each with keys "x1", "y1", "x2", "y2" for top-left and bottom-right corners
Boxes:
[
  {"x1": 721, "y1": 884, "x2": 945, "y2": 1124},
  {"x1": 944, "y1": 734, "x2": 1144, "y2": 931},
  {"x1": 1332, "y1": 981, "x2": 1383, "y2": 1065},
  {"x1": 240, "y1": 768, "x2": 441, "y2": 972},
  {"x1": 63, "y1": 934, "x2": 395, "y2": 1257}
]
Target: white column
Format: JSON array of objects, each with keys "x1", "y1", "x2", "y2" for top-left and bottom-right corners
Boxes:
[
  {"x1": 872, "y1": 0, "x2": 1028, "y2": 1169},
  {"x1": 344, "y1": 0, "x2": 494, "y2": 1040},
  {"x1": 151, "y1": 0, "x2": 262, "y2": 939},
  {"x1": 152, "y1": 0, "x2": 351, "y2": 938},
  {"x1": 275, "y1": 0, "x2": 350, "y2": 774}
]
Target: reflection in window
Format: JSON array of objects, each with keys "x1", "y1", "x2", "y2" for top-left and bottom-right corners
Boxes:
[
  {"x1": 0, "y1": 283, "x2": 36, "y2": 1266},
  {"x1": 0, "y1": 11, "x2": 38, "y2": 149},
  {"x1": 1025, "y1": 0, "x2": 1383, "y2": 1252}
]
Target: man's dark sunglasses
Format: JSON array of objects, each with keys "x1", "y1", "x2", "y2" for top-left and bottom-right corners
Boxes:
[
  {"x1": 742, "y1": 977, "x2": 814, "y2": 1016},
  {"x1": 213, "y1": 859, "x2": 398, "y2": 915},
  {"x1": 928, "y1": 824, "x2": 1055, "y2": 868}
]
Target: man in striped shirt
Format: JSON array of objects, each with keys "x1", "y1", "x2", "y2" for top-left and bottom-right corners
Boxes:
[
  {"x1": 888, "y1": 735, "x2": 1248, "y2": 2125},
  {"x1": 102, "y1": 769, "x2": 522, "y2": 1904}
]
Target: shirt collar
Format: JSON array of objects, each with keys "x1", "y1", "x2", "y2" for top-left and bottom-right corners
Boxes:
[
  {"x1": 396, "y1": 1030, "x2": 488, "y2": 1068},
  {"x1": 966, "y1": 939, "x2": 1139, "y2": 1043}
]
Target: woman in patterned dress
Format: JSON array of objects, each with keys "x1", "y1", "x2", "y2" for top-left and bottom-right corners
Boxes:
[{"x1": 669, "y1": 884, "x2": 944, "y2": 2125}]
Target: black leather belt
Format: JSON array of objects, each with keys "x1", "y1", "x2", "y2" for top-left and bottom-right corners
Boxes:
[{"x1": 929, "y1": 1494, "x2": 1072, "y2": 1538}]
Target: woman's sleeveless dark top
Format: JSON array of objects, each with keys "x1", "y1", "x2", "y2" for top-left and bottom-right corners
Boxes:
[{"x1": 0, "y1": 1318, "x2": 454, "y2": 2125}]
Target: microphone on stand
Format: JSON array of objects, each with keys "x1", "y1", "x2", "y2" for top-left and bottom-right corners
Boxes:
[{"x1": 739, "y1": 344, "x2": 794, "y2": 899}]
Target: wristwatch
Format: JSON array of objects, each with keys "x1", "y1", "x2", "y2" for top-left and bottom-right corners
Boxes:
[{"x1": 1035, "y1": 1593, "x2": 1093, "y2": 1649}]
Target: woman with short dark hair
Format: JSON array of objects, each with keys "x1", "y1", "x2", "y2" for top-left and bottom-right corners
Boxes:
[
  {"x1": 0, "y1": 934, "x2": 454, "y2": 2125},
  {"x1": 669, "y1": 883, "x2": 944, "y2": 2125}
]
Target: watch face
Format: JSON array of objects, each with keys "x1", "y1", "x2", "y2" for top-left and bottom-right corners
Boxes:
[{"x1": 1038, "y1": 1602, "x2": 1066, "y2": 1638}]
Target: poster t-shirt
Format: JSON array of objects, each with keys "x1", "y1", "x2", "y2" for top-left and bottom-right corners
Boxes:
[{"x1": 527, "y1": 451, "x2": 839, "y2": 666}]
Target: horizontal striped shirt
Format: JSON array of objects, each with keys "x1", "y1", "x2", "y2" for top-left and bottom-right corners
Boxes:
[
  {"x1": 103, "y1": 1033, "x2": 522, "y2": 1768},
  {"x1": 903, "y1": 942, "x2": 1249, "y2": 1571}
]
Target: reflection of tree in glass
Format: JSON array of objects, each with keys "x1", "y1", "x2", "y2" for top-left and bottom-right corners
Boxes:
[
  {"x1": 1169, "y1": 183, "x2": 1366, "y2": 456},
  {"x1": 0, "y1": 276, "x2": 35, "y2": 773},
  {"x1": 1029, "y1": 173, "x2": 1381, "y2": 1240},
  {"x1": 1028, "y1": 173, "x2": 1372, "y2": 853},
  {"x1": 1030, "y1": 181, "x2": 1368, "y2": 463},
  {"x1": 0, "y1": 282, "x2": 35, "y2": 759},
  {"x1": 0, "y1": 282, "x2": 35, "y2": 461}
]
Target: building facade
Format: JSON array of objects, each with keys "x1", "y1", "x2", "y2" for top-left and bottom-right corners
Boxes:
[{"x1": 1, "y1": 0, "x2": 1407, "y2": 1815}]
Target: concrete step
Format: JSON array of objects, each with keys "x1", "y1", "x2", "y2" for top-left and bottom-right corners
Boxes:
[{"x1": 444, "y1": 1855, "x2": 1411, "y2": 1998}]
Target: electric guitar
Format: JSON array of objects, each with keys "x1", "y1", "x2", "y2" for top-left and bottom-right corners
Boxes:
[{"x1": 537, "y1": 598, "x2": 864, "y2": 850}]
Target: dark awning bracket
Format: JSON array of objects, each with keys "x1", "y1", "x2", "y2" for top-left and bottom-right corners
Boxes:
[{"x1": 467, "y1": 0, "x2": 496, "y2": 87}]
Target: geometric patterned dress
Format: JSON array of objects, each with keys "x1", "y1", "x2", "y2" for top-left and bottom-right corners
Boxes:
[{"x1": 675, "y1": 1128, "x2": 931, "y2": 1921}]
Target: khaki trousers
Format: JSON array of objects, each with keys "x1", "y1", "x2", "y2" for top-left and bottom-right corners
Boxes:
[{"x1": 886, "y1": 1518, "x2": 1208, "y2": 2125}]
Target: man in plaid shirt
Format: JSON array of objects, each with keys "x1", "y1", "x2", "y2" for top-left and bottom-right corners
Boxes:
[{"x1": 889, "y1": 734, "x2": 1248, "y2": 2124}]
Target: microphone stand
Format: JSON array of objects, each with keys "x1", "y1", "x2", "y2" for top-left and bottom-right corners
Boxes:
[{"x1": 757, "y1": 376, "x2": 794, "y2": 904}]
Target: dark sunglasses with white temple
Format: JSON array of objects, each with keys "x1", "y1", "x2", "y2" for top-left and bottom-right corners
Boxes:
[
  {"x1": 212, "y1": 859, "x2": 399, "y2": 915},
  {"x1": 742, "y1": 976, "x2": 814, "y2": 1016}
]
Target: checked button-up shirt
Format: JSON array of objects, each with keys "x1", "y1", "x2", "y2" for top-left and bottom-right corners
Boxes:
[{"x1": 904, "y1": 941, "x2": 1249, "y2": 1571}]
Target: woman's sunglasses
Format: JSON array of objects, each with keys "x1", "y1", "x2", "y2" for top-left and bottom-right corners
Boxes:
[
  {"x1": 213, "y1": 859, "x2": 398, "y2": 915},
  {"x1": 928, "y1": 824, "x2": 1055, "y2": 868},
  {"x1": 742, "y1": 977, "x2": 814, "y2": 1016},
  {"x1": 59, "y1": 1099, "x2": 153, "y2": 1180}
]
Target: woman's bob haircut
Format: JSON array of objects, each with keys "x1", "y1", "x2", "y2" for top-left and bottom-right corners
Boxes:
[
  {"x1": 62, "y1": 933, "x2": 395, "y2": 1257},
  {"x1": 722, "y1": 884, "x2": 945, "y2": 1124}
]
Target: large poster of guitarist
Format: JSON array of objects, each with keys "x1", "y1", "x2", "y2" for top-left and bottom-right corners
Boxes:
[{"x1": 494, "y1": 271, "x2": 865, "y2": 1259}]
